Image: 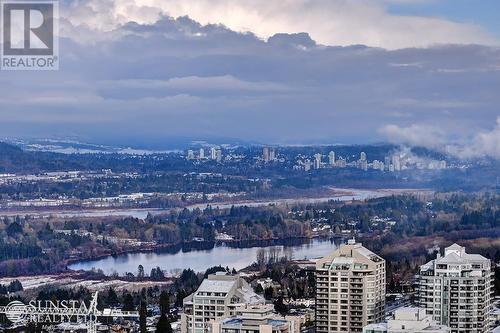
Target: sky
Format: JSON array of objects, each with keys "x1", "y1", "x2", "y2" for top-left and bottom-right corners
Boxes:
[{"x1": 1, "y1": 0, "x2": 500, "y2": 158}]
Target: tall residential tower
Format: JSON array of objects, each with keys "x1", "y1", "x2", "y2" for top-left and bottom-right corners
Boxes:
[
  {"x1": 418, "y1": 244, "x2": 493, "y2": 333},
  {"x1": 181, "y1": 273, "x2": 265, "y2": 333},
  {"x1": 316, "y1": 240, "x2": 386, "y2": 333}
]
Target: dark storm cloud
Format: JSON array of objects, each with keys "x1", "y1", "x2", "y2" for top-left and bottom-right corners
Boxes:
[{"x1": 0, "y1": 14, "x2": 499, "y2": 154}]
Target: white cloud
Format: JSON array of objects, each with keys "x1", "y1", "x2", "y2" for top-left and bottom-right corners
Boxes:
[
  {"x1": 380, "y1": 118, "x2": 500, "y2": 160},
  {"x1": 379, "y1": 123, "x2": 447, "y2": 149},
  {"x1": 447, "y1": 117, "x2": 500, "y2": 159},
  {"x1": 61, "y1": 0, "x2": 498, "y2": 49}
]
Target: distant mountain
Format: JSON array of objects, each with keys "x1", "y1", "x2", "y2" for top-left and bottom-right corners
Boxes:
[
  {"x1": 4, "y1": 137, "x2": 258, "y2": 154},
  {"x1": 0, "y1": 141, "x2": 23, "y2": 154},
  {"x1": 0, "y1": 142, "x2": 35, "y2": 173},
  {"x1": 0, "y1": 142, "x2": 86, "y2": 173}
]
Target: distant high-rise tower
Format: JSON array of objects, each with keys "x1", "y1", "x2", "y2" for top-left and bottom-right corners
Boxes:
[
  {"x1": 304, "y1": 159, "x2": 312, "y2": 171},
  {"x1": 210, "y1": 147, "x2": 217, "y2": 160},
  {"x1": 418, "y1": 244, "x2": 493, "y2": 333},
  {"x1": 263, "y1": 147, "x2": 270, "y2": 162},
  {"x1": 316, "y1": 239, "x2": 386, "y2": 333},
  {"x1": 337, "y1": 157, "x2": 347, "y2": 168},
  {"x1": 328, "y1": 151, "x2": 336, "y2": 166},
  {"x1": 186, "y1": 150, "x2": 195, "y2": 160},
  {"x1": 199, "y1": 148, "x2": 205, "y2": 159},
  {"x1": 384, "y1": 156, "x2": 391, "y2": 171},
  {"x1": 216, "y1": 149, "x2": 222, "y2": 162},
  {"x1": 360, "y1": 152, "x2": 367, "y2": 161},
  {"x1": 392, "y1": 155, "x2": 401, "y2": 172},
  {"x1": 269, "y1": 148, "x2": 276, "y2": 161},
  {"x1": 314, "y1": 153, "x2": 322, "y2": 169}
]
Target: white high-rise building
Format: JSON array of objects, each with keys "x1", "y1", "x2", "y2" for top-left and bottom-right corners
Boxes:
[
  {"x1": 329, "y1": 151, "x2": 336, "y2": 166},
  {"x1": 384, "y1": 157, "x2": 391, "y2": 171},
  {"x1": 418, "y1": 244, "x2": 493, "y2": 333},
  {"x1": 210, "y1": 147, "x2": 217, "y2": 160},
  {"x1": 359, "y1": 159, "x2": 368, "y2": 171},
  {"x1": 269, "y1": 148, "x2": 276, "y2": 161},
  {"x1": 316, "y1": 239, "x2": 386, "y2": 333},
  {"x1": 304, "y1": 159, "x2": 312, "y2": 171},
  {"x1": 360, "y1": 152, "x2": 367, "y2": 161},
  {"x1": 314, "y1": 153, "x2": 322, "y2": 169},
  {"x1": 216, "y1": 149, "x2": 222, "y2": 162},
  {"x1": 187, "y1": 150, "x2": 195, "y2": 160},
  {"x1": 199, "y1": 148, "x2": 205, "y2": 159},
  {"x1": 181, "y1": 273, "x2": 265, "y2": 333},
  {"x1": 263, "y1": 147, "x2": 270, "y2": 162},
  {"x1": 392, "y1": 155, "x2": 401, "y2": 172},
  {"x1": 336, "y1": 158, "x2": 347, "y2": 168}
]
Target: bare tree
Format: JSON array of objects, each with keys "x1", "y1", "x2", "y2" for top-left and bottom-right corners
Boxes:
[{"x1": 256, "y1": 248, "x2": 266, "y2": 269}]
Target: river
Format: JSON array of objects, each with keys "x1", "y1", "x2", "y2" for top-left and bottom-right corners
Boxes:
[
  {"x1": 68, "y1": 238, "x2": 343, "y2": 276},
  {"x1": 2, "y1": 187, "x2": 407, "y2": 219}
]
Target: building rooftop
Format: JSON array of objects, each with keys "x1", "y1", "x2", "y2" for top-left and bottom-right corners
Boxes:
[
  {"x1": 184, "y1": 273, "x2": 265, "y2": 306},
  {"x1": 316, "y1": 240, "x2": 384, "y2": 269},
  {"x1": 422, "y1": 325, "x2": 450, "y2": 331},
  {"x1": 421, "y1": 243, "x2": 489, "y2": 272},
  {"x1": 221, "y1": 317, "x2": 288, "y2": 328},
  {"x1": 363, "y1": 322, "x2": 388, "y2": 331},
  {"x1": 393, "y1": 307, "x2": 427, "y2": 320},
  {"x1": 196, "y1": 279, "x2": 235, "y2": 294}
]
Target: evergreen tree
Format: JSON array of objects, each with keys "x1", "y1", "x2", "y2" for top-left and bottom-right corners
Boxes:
[
  {"x1": 106, "y1": 287, "x2": 119, "y2": 306},
  {"x1": 122, "y1": 293, "x2": 135, "y2": 311},
  {"x1": 159, "y1": 291, "x2": 170, "y2": 316},
  {"x1": 139, "y1": 300, "x2": 147, "y2": 333},
  {"x1": 274, "y1": 295, "x2": 287, "y2": 315},
  {"x1": 157, "y1": 291, "x2": 173, "y2": 333},
  {"x1": 156, "y1": 315, "x2": 173, "y2": 333}
]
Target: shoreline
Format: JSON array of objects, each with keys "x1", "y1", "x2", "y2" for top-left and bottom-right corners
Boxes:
[
  {"x1": 66, "y1": 235, "x2": 327, "y2": 265},
  {"x1": 0, "y1": 187, "x2": 431, "y2": 218},
  {"x1": 67, "y1": 235, "x2": 343, "y2": 275}
]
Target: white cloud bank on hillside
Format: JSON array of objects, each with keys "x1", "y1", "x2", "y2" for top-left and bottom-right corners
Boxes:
[{"x1": 380, "y1": 117, "x2": 500, "y2": 159}]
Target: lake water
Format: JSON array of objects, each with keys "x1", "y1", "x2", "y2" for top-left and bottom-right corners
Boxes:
[{"x1": 68, "y1": 238, "x2": 342, "y2": 276}]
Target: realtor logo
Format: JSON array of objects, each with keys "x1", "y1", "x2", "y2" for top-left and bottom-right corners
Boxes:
[
  {"x1": 1, "y1": 0, "x2": 59, "y2": 70},
  {"x1": 4, "y1": 301, "x2": 28, "y2": 323}
]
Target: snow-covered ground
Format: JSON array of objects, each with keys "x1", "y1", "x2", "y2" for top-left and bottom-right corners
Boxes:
[{"x1": 0, "y1": 275, "x2": 171, "y2": 293}]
